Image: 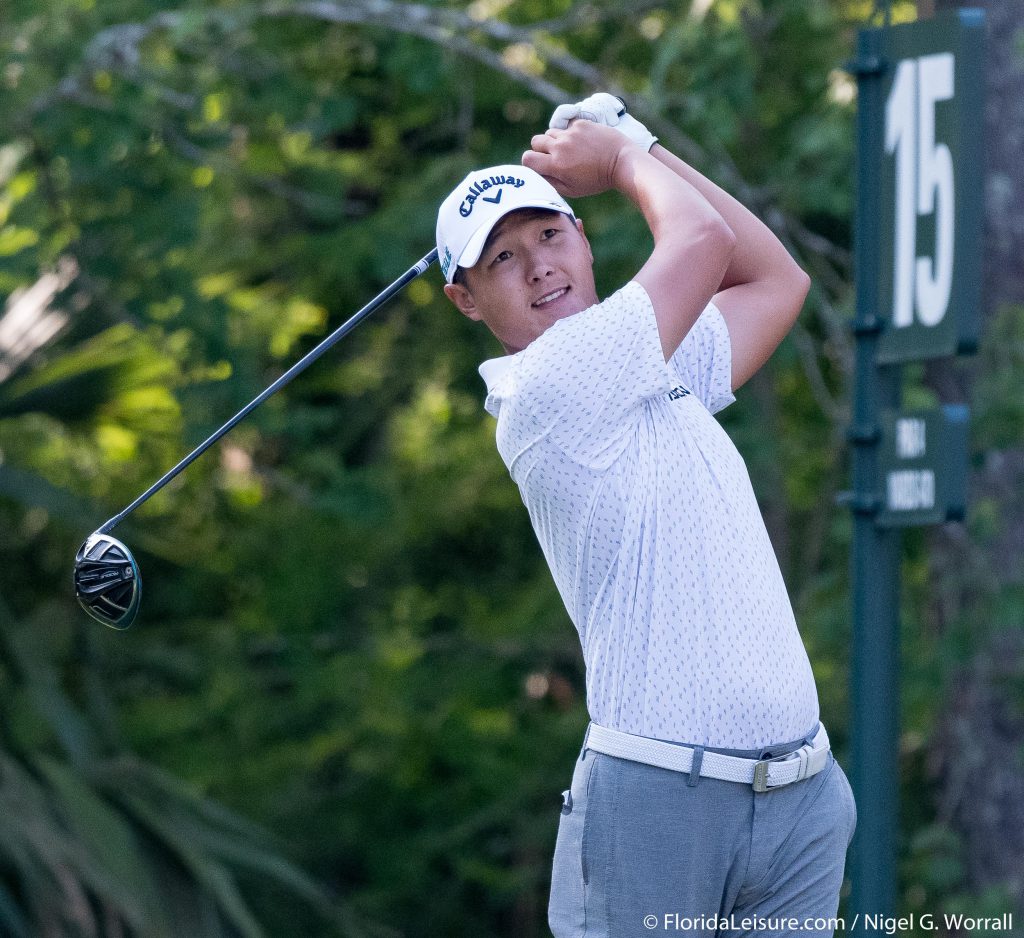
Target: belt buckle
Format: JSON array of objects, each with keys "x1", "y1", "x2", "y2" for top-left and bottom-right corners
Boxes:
[{"x1": 752, "y1": 751, "x2": 795, "y2": 792}]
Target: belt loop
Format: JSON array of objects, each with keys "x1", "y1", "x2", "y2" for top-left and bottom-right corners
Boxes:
[
  {"x1": 687, "y1": 745, "x2": 704, "y2": 787},
  {"x1": 580, "y1": 723, "x2": 593, "y2": 761}
]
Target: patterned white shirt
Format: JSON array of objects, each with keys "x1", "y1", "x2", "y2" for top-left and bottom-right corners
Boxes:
[{"x1": 478, "y1": 280, "x2": 819, "y2": 748}]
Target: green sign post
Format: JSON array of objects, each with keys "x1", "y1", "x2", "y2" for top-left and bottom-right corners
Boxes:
[{"x1": 844, "y1": 9, "x2": 983, "y2": 932}]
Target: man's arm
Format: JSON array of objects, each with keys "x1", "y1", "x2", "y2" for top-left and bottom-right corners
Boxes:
[
  {"x1": 645, "y1": 145, "x2": 810, "y2": 392},
  {"x1": 548, "y1": 93, "x2": 811, "y2": 392},
  {"x1": 524, "y1": 122, "x2": 736, "y2": 362}
]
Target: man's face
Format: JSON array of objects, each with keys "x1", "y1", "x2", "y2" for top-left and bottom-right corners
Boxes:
[{"x1": 443, "y1": 209, "x2": 599, "y2": 355}]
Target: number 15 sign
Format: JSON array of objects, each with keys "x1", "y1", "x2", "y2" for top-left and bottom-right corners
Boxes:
[{"x1": 869, "y1": 10, "x2": 985, "y2": 364}]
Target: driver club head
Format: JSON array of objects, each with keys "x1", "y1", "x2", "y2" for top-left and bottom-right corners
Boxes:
[{"x1": 74, "y1": 532, "x2": 141, "y2": 629}]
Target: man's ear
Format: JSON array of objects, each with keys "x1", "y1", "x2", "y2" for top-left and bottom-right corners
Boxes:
[
  {"x1": 443, "y1": 282, "x2": 482, "y2": 321},
  {"x1": 575, "y1": 217, "x2": 594, "y2": 264}
]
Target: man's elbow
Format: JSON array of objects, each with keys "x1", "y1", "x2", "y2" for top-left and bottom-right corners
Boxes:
[
  {"x1": 700, "y1": 215, "x2": 738, "y2": 278},
  {"x1": 711, "y1": 215, "x2": 738, "y2": 258},
  {"x1": 791, "y1": 260, "x2": 811, "y2": 297},
  {"x1": 781, "y1": 263, "x2": 811, "y2": 322}
]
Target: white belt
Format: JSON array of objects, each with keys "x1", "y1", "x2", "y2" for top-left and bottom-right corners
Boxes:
[{"x1": 583, "y1": 722, "x2": 831, "y2": 792}]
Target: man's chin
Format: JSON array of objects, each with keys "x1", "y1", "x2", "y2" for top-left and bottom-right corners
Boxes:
[{"x1": 522, "y1": 294, "x2": 595, "y2": 346}]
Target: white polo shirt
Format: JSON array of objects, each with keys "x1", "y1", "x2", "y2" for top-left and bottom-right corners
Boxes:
[{"x1": 478, "y1": 280, "x2": 819, "y2": 749}]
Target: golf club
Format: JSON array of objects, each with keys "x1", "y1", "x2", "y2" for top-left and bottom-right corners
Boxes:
[{"x1": 74, "y1": 249, "x2": 438, "y2": 629}]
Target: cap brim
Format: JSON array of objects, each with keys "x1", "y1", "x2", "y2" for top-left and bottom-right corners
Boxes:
[{"x1": 454, "y1": 200, "x2": 575, "y2": 276}]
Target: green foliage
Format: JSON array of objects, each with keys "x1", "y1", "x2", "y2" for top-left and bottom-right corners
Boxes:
[
  {"x1": 2, "y1": 0, "x2": 1016, "y2": 934},
  {"x1": 972, "y1": 304, "x2": 1024, "y2": 451},
  {"x1": 0, "y1": 598, "x2": 345, "y2": 937},
  {"x1": 902, "y1": 823, "x2": 1019, "y2": 932}
]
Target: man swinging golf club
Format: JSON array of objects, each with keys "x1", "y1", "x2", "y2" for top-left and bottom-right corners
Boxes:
[{"x1": 436, "y1": 94, "x2": 856, "y2": 937}]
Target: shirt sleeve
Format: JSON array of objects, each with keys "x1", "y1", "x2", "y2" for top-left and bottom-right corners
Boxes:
[
  {"x1": 513, "y1": 280, "x2": 676, "y2": 468},
  {"x1": 667, "y1": 299, "x2": 736, "y2": 415}
]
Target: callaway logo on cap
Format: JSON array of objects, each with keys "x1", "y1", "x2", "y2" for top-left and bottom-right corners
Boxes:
[{"x1": 436, "y1": 164, "x2": 574, "y2": 284}]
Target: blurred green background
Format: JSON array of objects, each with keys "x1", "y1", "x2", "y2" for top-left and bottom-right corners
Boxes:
[{"x1": 2, "y1": 0, "x2": 1022, "y2": 935}]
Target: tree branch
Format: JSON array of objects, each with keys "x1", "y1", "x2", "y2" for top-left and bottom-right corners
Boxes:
[{"x1": 21, "y1": 0, "x2": 855, "y2": 424}]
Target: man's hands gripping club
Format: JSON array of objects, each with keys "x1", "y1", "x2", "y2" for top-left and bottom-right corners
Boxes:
[
  {"x1": 548, "y1": 92, "x2": 658, "y2": 152},
  {"x1": 526, "y1": 92, "x2": 660, "y2": 197},
  {"x1": 522, "y1": 121, "x2": 634, "y2": 199}
]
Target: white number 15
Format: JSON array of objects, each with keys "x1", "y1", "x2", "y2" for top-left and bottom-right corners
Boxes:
[{"x1": 885, "y1": 52, "x2": 955, "y2": 328}]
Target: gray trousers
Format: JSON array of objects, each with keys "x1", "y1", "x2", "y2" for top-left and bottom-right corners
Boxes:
[{"x1": 548, "y1": 723, "x2": 857, "y2": 937}]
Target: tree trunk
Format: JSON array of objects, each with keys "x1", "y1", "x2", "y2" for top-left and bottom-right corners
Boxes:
[{"x1": 920, "y1": 0, "x2": 1024, "y2": 914}]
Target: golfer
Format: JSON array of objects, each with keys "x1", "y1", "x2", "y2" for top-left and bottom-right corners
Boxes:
[{"x1": 436, "y1": 94, "x2": 856, "y2": 937}]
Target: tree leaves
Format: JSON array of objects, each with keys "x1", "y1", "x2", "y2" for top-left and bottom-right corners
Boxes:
[{"x1": 0, "y1": 0, "x2": 937, "y2": 934}]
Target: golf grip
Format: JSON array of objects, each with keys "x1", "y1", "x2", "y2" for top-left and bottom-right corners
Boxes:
[{"x1": 98, "y1": 248, "x2": 439, "y2": 535}]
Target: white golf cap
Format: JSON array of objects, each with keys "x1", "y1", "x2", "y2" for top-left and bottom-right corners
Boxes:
[{"x1": 435, "y1": 164, "x2": 574, "y2": 284}]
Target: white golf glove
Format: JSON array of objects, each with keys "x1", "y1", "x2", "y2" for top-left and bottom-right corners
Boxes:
[{"x1": 548, "y1": 92, "x2": 658, "y2": 152}]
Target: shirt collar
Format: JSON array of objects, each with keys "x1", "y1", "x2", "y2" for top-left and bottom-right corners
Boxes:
[
  {"x1": 478, "y1": 353, "x2": 520, "y2": 418},
  {"x1": 478, "y1": 354, "x2": 516, "y2": 394}
]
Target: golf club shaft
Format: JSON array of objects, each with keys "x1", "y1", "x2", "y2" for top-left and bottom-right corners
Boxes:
[{"x1": 98, "y1": 249, "x2": 438, "y2": 535}]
